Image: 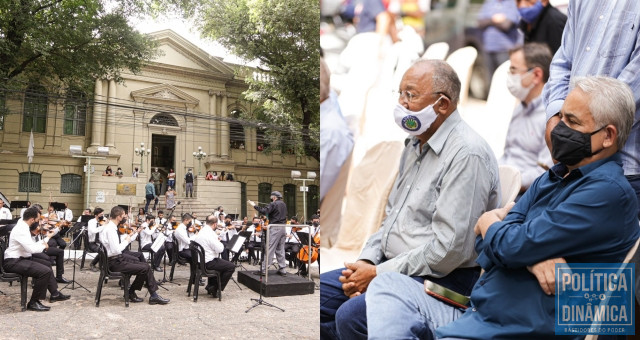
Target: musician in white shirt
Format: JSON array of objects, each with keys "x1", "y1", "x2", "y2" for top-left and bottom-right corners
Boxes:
[
  {"x1": 140, "y1": 215, "x2": 166, "y2": 272},
  {"x1": 98, "y1": 206, "x2": 169, "y2": 305},
  {"x1": 85, "y1": 208, "x2": 106, "y2": 271},
  {"x1": 219, "y1": 215, "x2": 238, "y2": 261},
  {"x1": 194, "y1": 215, "x2": 236, "y2": 297},
  {"x1": 162, "y1": 215, "x2": 176, "y2": 264},
  {"x1": 63, "y1": 203, "x2": 73, "y2": 223},
  {"x1": 3, "y1": 207, "x2": 70, "y2": 311},
  {"x1": 19, "y1": 201, "x2": 31, "y2": 219},
  {"x1": 173, "y1": 213, "x2": 195, "y2": 262},
  {"x1": 0, "y1": 200, "x2": 12, "y2": 220}
]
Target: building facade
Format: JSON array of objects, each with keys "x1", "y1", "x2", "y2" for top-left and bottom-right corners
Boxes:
[{"x1": 0, "y1": 30, "x2": 319, "y2": 220}]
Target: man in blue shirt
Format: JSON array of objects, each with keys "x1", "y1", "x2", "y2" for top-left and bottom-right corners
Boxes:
[
  {"x1": 365, "y1": 76, "x2": 640, "y2": 339},
  {"x1": 144, "y1": 178, "x2": 156, "y2": 214}
]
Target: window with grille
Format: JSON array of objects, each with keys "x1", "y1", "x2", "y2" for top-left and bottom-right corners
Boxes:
[
  {"x1": 23, "y1": 85, "x2": 48, "y2": 133},
  {"x1": 283, "y1": 184, "x2": 296, "y2": 218},
  {"x1": 18, "y1": 172, "x2": 41, "y2": 192},
  {"x1": 61, "y1": 174, "x2": 82, "y2": 194},
  {"x1": 64, "y1": 90, "x2": 87, "y2": 135},
  {"x1": 258, "y1": 183, "x2": 272, "y2": 209},
  {"x1": 150, "y1": 113, "x2": 179, "y2": 126},
  {"x1": 230, "y1": 109, "x2": 245, "y2": 149}
]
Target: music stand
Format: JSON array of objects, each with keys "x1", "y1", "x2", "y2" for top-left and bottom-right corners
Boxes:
[{"x1": 60, "y1": 224, "x2": 91, "y2": 293}]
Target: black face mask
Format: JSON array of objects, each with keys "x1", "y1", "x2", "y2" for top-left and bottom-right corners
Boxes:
[
  {"x1": 312, "y1": 222, "x2": 319, "y2": 227},
  {"x1": 186, "y1": 222, "x2": 192, "y2": 228},
  {"x1": 253, "y1": 222, "x2": 259, "y2": 227},
  {"x1": 29, "y1": 221, "x2": 39, "y2": 231},
  {"x1": 551, "y1": 121, "x2": 605, "y2": 166}
]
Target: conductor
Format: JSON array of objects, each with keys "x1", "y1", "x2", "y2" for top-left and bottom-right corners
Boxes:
[{"x1": 248, "y1": 191, "x2": 288, "y2": 276}]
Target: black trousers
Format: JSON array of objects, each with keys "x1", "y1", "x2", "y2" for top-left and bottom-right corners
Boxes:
[
  {"x1": 88, "y1": 242, "x2": 101, "y2": 266},
  {"x1": 178, "y1": 249, "x2": 191, "y2": 261},
  {"x1": 108, "y1": 253, "x2": 158, "y2": 293},
  {"x1": 34, "y1": 247, "x2": 64, "y2": 278},
  {"x1": 141, "y1": 243, "x2": 166, "y2": 268},
  {"x1": 164, "y1": 241, "x2": 174, "y2": 263},
  {"x1": 4, "y1": 256, "x2": 57, "y2": 302},
  {"x1": 50, "y1": 233, "x2": 67, "y2": 249},
  {"x1": 123, "y1": 250, "x2": 145, "y2": 263},
  {"x1": 205, "y1": 258, "x2": 236, "y2": 291},
  {"x1": 220, "y1": 241, "x2": 230, "y2": 261}
]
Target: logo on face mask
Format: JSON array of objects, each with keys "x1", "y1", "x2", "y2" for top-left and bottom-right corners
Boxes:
[
  {"x1": 401, "y1": 116, "x2": 421, "y2": 132},
  {"x1": 393, "y1": 97, "x2": 443, "y2": 136}
]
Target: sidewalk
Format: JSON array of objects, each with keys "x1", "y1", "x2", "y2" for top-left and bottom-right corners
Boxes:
[{"x1": 0, "y1": 254, "x2": 319, "y2": 339}]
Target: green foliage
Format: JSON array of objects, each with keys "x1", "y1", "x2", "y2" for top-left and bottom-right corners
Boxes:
[
  {"x1": 195, "y1": 0, "x2": 320, "y2": 159},
  {"x1": 0, "y1": 0, "x2": 160, "y2": 93}
]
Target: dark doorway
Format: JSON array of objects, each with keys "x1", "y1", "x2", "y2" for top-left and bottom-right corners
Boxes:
[{"x1": 152, "y1": 135, "x2": 175, "y2": 171}]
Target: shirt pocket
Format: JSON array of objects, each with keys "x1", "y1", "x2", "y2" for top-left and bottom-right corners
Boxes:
[{"x1": 599, "y1": 11, "x2": 638, "y2": 58}]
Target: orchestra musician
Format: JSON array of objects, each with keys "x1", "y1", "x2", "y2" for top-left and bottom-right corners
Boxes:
[
  {"x1": 87, "y1": 208, "x2": 106, "y2": 272},
  {"x1": 140, "y1": 214, "x2": 166, "y2": 272},
  {"x1": 0, "y1": 199, "x2": 12, "y2": 220},
  {"x1": 242, "y1": 216, "x2": 263, "y2": 266},
  {"x1": 3, "y1": 207, "x2": 70, "y2": 311},
  {"x1": 219, "y1": 215, "x2": 238, "y2": 261},
  {"x1": 32, "y1": 215, "x2": 69, "y2": 283},
  {"x1": 46, "y1": 205, "x2": 67, "y2": 249},
  {"x1": 248, "y1": 191, "x2": 288, "y2": 276},
  {"x1": 174, "y1": 213, "x2": 196, "y2": 262},
  {"x1": 193, "y1": 215, "x2": 236, "y2": 297},
  {"x1": 162, "y1": 215, "x2": 177, "y2": 264},
  {"x1": 98, "y1": 206, "x2": 169, "y2": 305},
  {"x1": 285, "y1": 216, "x2": 302, "y2": 270}
]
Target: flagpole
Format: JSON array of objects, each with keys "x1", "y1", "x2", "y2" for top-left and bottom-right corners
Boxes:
[{"x1": 27, "y1": 162, "x2": 31, "y2": 202}]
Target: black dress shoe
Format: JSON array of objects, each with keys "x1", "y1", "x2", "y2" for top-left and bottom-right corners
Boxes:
[
  {"x1": 128, "y1": 292, "x2": 143, "y2": 303},
  {"x1": 277, "y1": 270, "x2": 288, "y2": 276},
  {"x1": 50, "y1": 292, "x2": 70, "y2": 302},
  {"x1": 205, "y1": 286, "x2": 219, "y2": 298},
  {"x1": 199, "y1": 279, "x2": 206, "y2": 286},
  {"x1": 56, "y1": 276, "x2": 71, "y2": 284},
  {"x1": 90, "y1": 264, "x2": 99, "y2": 272},
  {"x1": 154, "y1": 266, "x2": 163, "y2": 272},
  {"x1": 27, "y1": 300, "x2": 50, "y2": 312},
  {"x1": 149, "y1": 295, "x2": 170, "y2": 305}
]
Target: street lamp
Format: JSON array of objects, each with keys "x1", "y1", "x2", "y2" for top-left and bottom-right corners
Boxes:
[
  {"x1": 134, "y1": 142, "x2": 151, "y2": 173},
  {"x1": 291, "y1": 170, "x2": 317, "y2": 223},
  {"x1": 193, "y1": 146, "x2": 207, "y2": 177},
  {"x1": 70, "y1": 145, "x2": 108, "y2": 209}
]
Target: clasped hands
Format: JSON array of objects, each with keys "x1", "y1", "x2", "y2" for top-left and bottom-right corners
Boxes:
[{"x1": 339, "y1": 260, "x2": 377, "y2": 298}]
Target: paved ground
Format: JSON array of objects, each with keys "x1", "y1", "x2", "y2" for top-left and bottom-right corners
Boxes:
[{"x1": 0, "y1": 254, "x2": 319, "y2": 339}]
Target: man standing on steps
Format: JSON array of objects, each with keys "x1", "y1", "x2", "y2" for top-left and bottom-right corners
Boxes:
[
  {"x1": 151, "y1": 167, "x2": 162, "y2": 195},
  {"x1": 185, "y1": 168, "x2": 194, "y2": 198},
  {"x1": 144, "y1": 178, "x2": 157, "y2": 214}
]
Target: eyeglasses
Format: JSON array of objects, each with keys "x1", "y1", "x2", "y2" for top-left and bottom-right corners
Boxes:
[
  {"x1": 392, "y1": 90, "x2": 449, "y2": 103},
  {"x1": 508, "y1": 67, "x2": 534, "y2": 75}
]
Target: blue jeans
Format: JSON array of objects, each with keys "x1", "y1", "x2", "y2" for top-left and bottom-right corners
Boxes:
[
  {"x1": 320, "y1": 268, "x2": 368, "y2": 340},
  {"x1": 366, "y1": 272, "x2": 463, "y2": 340}
]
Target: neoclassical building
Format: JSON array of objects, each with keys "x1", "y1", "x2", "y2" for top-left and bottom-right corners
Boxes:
[{"x1": 0, "y1": 30, "x2": 319, "y2": 219}]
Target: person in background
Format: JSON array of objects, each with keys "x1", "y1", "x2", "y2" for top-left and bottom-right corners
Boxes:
[
  {"x1": 355, "y1": 0, "x2": 399, "y2": 43},
  {"x1": 205, "y1": 171, "x2": 214, "y2": 181},
  {"x1": 219, "y1": 171, "x2": 226, "y2": 182},
  {"x1": 212, "y1": 171, "x2": 219, "y2": 181},
  {"x1": 517, "y1": 0, "x2": 567, "y2": 54},
  {"x1": 184, "y1": 169, "x2": 194, "y2": 198},
  {"x1": 167, "y1": 169, "x2": 176, "y2": 190},
  {"x1": 500, "y1": 43, "x2": 553, "y2": 195},
  {"x1": 115, "y1": 167, "x2": 124, "y2": 178},
  {"x1": 103, "y1": 166, "x2": 114, "y2": 176},
  {"x1": 132, "y1": 167, "x2": 139, "y2": 178},
  {"x1": 320, "y1": 54, "x2": 354, "y2": 203},
  {"x1": 19, "y1": 201, "x2": 31, "y2": 219},
  {"x1": 144, "y1": 178, "x2": 157, "y2": 214},
  {"x1": 165, "y1": 186, "x2": 176, "y2": 210},
  {"x1": 0, "y1": 200, "x2": 12, "y2": 220},
  {"x1": 477, "y1": 0, "x2": 522, "y2": 83},
  {"x1": 151, "y1": 167, "x2": 162, "y2": 195},
  {"x1": 387, "y1": 0, "x2": 430, "y2": 38}
]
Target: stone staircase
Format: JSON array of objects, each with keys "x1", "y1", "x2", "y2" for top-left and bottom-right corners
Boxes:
[{"x1": 133, "y1": 195, "x2": 244, "y2": 220}]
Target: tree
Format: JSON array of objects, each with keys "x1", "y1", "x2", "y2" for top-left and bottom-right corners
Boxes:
[
  {"x1": 193, "y1": 0, "x2": 320, "y2": 160},
  {"x1": 0, "y1": 0, "x2": 160, "y2": 92}
]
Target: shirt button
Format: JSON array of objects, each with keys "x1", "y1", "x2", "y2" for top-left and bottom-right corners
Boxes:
[
  {"x1": 586, "y1": 46, "x2": 591, "y2": 51},
  {"x1": 599, "y1": 15, "x2": 603, "y2": 20},
  {"x1": 416, "y1": 161, "x2": 420, "y2": 165},
  {"x1": 472, "y1": 307, "x2": 477, "y2": 312},
  {"x1": 406, "y1": 185, "x2": 410, "y2": 189},
  {"x1": 396, "y1": 209, "x2": 400, "y2": 213}
]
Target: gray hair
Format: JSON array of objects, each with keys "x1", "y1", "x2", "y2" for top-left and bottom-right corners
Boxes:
[
  {"x1": 412, "y1": 59, "x2": 461, "y2": 104},
  {"x1": 572, "y1": 76, "x2": 635, "y2": 149}
]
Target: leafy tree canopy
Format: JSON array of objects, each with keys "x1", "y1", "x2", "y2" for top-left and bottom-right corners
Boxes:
[{"x1": 0, "y1": 0, "x2": 160, "y2": 92}]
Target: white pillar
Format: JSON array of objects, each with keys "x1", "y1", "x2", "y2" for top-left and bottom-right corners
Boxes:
[
  {"x1": 105, "y1": 79, "x2": 116, "y2": 147},
  {"x1": 209, "y1": 91, "x2": 218, "y2": 157},
  {"x1": 220, "y1": 94, "x2": 229, "y2": 159},
  {"x1": 91, "y1": 79, "x2": 104, "y2": 147}
]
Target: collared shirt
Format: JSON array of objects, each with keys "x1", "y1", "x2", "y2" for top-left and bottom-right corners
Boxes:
[
  {"x1": 437, "y1": 154, "x2": 640, "y2": 339},
  {"x1": 99, "y1": 221, "x2": 136, "y2": 257},
  {"x1": 478, "y1": 0, "x2": 522, "y2": 52},
  {"x1": 0, "y1": 207, "x2": 11, "y2": 220},
  {"x1": 356, "y1": 0, "x2": 386, "y2": 33},
  {"x1": 320, "y1": 90, "x2": 354, "y2": 201},
  {"x1": 194, "y1": 226, "x2": 225, "y2": 263},
  {"x1": 174, "y1": 223, "x2": 193, "y2": 251},
  {"x1": 4, "y1": 219, "x2": 47, "y2": 259},
  {"x1": 543, "y1": 0, "x2": 640, "y2": 175},
  {"x1": 145, "y1": 182, "x2": 155, "y2": 196},
  {"x1": 499, "y1": 96, "x2": 552, "y2": 188},
  {"x1": 359, "y1": 110, "x2": 501, "y2": 277},
  {"x1": 64, "y1": 208, "x2": 73, "y2": 222},
  {"x1": 87, "y1": 218, "x2": 106, "y2": 243},
  {"x1": 140, "y1": 221, "x2": 158, "y2": 248}
]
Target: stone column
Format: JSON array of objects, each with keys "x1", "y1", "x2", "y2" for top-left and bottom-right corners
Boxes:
[
  {"x1": 91, "y1": 79, "x2": 104, "y2": 147},
  {"x1": 220, "y1": 94, "x2": 229, "y2": 159},
  {"x1": 105, "y1": 79, "x2": 116, "y2": 148},
  {"x1": 208, "y1": 90, "x2": 218, "y2": 157}
]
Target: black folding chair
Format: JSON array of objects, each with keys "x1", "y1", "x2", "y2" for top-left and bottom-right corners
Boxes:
[
  {"x1": 95, "y1": 243, "x2": 131, "y2": 307},
  {"x1": 188, "y1": 241, "x2": 221, "y2": 302},
  {"x1": 0, "y1": 243, "x2": 28, "y2": 311}
]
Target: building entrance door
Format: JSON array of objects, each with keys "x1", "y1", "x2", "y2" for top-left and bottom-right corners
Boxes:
[{"x1": 151, "y1": 134, "x2": 176, "y2": 173}]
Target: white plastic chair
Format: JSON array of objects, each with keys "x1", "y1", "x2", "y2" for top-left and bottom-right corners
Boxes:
[
  {"x1": 446, "y1": 46, "x2": 478, "y2": 107},
  {"x1": 498, "y1": 165, "x2": 521, "y2": 208},
  {"x1": 421, "y1": 42, "x2": 450, "y2": 60}
]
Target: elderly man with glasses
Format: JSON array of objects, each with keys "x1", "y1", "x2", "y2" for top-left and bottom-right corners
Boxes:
[{"x1": 319, "y1": 59, "x2": 501, "y2": 340}]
